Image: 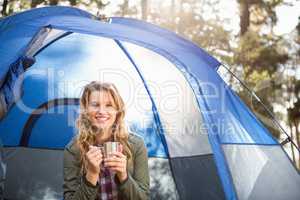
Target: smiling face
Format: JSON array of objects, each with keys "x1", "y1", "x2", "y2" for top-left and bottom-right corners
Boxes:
[{"x1": 87, "y1": 90, "x2": 117, "y2": 131}]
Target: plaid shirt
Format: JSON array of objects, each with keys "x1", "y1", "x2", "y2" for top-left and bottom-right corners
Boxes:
[{"x1": 97, "y1": 164, "x2": 119, "y2": 200}]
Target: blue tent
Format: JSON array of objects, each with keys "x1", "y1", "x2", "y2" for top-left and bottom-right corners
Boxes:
[{"x1": 0, "y1": 6, "x2": 299, "y2": 200}]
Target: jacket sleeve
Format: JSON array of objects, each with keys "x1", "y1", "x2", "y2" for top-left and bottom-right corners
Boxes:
[
  {"x1": 116, "y1": 138, "x2": 150, "y2": 200},
  {"x1": 63, "y1": 145, "x2": 99, "y2": 200}
]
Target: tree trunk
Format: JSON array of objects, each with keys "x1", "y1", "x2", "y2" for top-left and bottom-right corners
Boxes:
[
  {"x1": 292, "y1": 120, "x2": 300, "y2": 169},
  {"x1": 49, "y1": 0, "x2": 59, "y2": 5},
  {"x1": 239, "y1": 0, "x2": 250, "y2": 36},
  {"x1": 31, "y1": 0, "x2": 44, "y2": 8},
  {"x1": 141, "y1": 0, "x2": 148, "y2": 20},
  {"x1": 1, "y1": 0, "x2": 8, "y2": 16},
  {"x1": 295, "y1": 121, "x2": 300, "y2": 169},
  {"x1": 68, "y1": 0, "x2": 77, "y2": 6},
  {"x1": 171, "y1": 0, "x2": 175, "y2": 23},
  {"x1": 120, "y1": 0, "x2": 129, "y2": 16},
  {"x1": 177, "y1": 0, "x2": 184, "y2": 34},
  {"x1": 288, "y1": 121, "x2": 296, "y2": 165}
]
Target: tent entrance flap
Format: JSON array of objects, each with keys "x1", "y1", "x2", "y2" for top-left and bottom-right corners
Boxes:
[{"x1": 170, "y1": 154, "x2": 226, "y2": 200}]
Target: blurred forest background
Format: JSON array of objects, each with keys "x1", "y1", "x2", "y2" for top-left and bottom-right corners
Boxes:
[{"x1": 0, "y1": 0, "x2": 299, "y2": 169}]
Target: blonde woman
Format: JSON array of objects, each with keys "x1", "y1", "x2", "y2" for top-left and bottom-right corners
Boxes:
[{"x1": 63, "y1": 81, "x2": 149, "y2": 200}]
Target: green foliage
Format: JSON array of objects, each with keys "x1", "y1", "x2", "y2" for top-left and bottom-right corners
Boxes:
[
  {"x1": 143, "y1": 0, "x2": 234, "y2": 66},
  {"x1": 235, "y1": 31, "x2": 288, "y2": 77},
  {"x1": 288, "y1": 79, "x2": 300, "y2": 122},
  {"x1": 0, "y1": 0, "x2": 109, "y2": 16}
]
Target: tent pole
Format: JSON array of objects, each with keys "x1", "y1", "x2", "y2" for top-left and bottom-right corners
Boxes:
[{"x1": 219, "y1": 63, "x2": 300, "y2": 153}]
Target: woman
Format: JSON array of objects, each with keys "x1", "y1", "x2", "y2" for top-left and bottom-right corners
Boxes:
[{"x1": 63, "y1": 81, "x2": 150, "y2": 200}]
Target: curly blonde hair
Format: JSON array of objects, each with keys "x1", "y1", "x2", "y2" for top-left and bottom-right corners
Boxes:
[{"x1": 75, "y1": 81, "x2": 132, "y2": 173}]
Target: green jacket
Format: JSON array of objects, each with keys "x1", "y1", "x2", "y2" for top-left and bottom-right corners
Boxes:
[{"x1": 63, "y1": 133, "x2": 150, "y2": 200}]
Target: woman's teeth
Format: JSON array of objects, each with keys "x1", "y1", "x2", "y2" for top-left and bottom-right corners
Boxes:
[{"x1": 95, "y1": 116, "x2": 109, "y2": 122}]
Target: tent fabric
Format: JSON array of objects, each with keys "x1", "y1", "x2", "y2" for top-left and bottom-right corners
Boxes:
[
  {"x1": 0, "y1": 56, "x2": 25, "y2": 119},
  {"x1": 2, "y1": 148, "x2": 178, "y2": 200},
  {"x1": 0, "y1": 6, "x2": 92, "y2": 30},
  {"x1": 120, "y1": 41, "x2": 213, "y2": 157},
  {"x1": 0, "y1": 6, "x2": 93, "y2": 87},
  {"x1": 2, "y1": 147, "x2": 63, "y2": 200},
  {"x1": 148, "y1": 158, "x2": 179, "y2": 199},
  {"x1": 114, "y1": 40, "x2": 170, "y2": 157},
  {"x1": 21, "y1": 102, "x2": 79, "y2": 148},
  {"x1": 223, "y1": 144, "x2": 300, "y2": 200},
  {"x1": 1, "y1": 33, "x2": 169, "y2": 158},
  {"x1": 0, "y1": 7, "x2": 219, "y2": 87},
  {"x1": 170, "y1": 154, "x2": 226, "y2": 200},
  {"x1": 0, "y1": 6, "x2": 299, "y2": 200}
]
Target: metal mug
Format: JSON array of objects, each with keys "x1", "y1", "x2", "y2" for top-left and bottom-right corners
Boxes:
[{"x1": 103, "y1": 141, "x2": 120, "y2": 158}]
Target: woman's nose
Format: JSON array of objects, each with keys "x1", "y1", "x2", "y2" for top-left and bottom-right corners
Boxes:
[{"x1": 96, "y1": 106, "x2": 107, "y2": 113}]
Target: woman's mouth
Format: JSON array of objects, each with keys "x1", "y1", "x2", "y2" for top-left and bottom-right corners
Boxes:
[{"x1": 95, "y1": 115, "x2": 110, "y2": 123}]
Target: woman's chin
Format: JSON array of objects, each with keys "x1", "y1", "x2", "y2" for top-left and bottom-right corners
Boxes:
[
  {"x1": 98, "y1": 121, "x2": 110, "y2": 127},
  {"x1": 92, "y1": 123, "x2": 109, "y2": 132}
]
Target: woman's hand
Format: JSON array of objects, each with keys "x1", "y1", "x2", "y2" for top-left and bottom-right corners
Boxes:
[
  {"x1": 104, "y1": 151, "x2": 128, "y2": 183},
  {"x1": 85, "y1": 145, "x2": 103, "y2": 185}
]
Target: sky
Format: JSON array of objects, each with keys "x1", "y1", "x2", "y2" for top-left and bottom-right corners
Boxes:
[{"x1": 274, "y1": 0, "x2": 300, "y2": 35}]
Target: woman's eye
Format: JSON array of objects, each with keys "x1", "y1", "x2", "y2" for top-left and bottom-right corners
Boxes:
[{"x1": 90, "y1": 102, "x2": 98, "y2": 107}]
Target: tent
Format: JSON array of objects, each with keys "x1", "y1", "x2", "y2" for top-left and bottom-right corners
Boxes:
[{"x1": 0, "y1": 6, "x2": 299, "y2": 200}]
